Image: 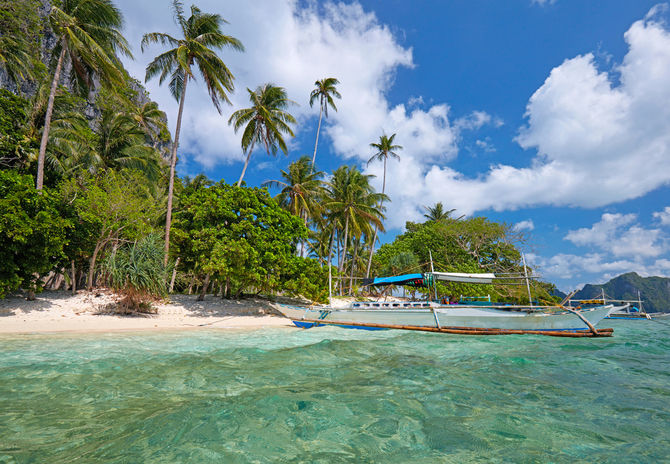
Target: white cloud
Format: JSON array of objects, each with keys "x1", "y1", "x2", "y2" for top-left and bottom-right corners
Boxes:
[
  {"x1": 514, "y1": 219, "x2": 535, "y2": 231},
  {"x1": 117, "y1": 2, "x2": 670, "y2": 230},
  {"x1": 531, "y1": 0, "x2": 557, "y2": 5},
  {"x1": 565, "y1": 213, "x2": 665, "y2": 258},
  {"x1": 475, "y1": 138, "x2": 496, "y2": 153},
  {"x1": 118, "y1": 0, "x2": 467, "y2": 175},
  {"x1": 375, "y1": 6, "x2": 670, "y2": 224},
  {"x1": 530, "y1": 211, "x2": 670, "y2": 290},
  {"x1": 653, "y1": 206, "x2": 670, "y2": 225}
]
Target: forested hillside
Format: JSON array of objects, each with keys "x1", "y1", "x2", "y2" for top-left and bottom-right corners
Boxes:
[{"x1": 574, "y1": 272, "x2": 670, "y2": 313}]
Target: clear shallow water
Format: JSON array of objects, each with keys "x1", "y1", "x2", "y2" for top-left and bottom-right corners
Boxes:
[{"x1": 0, "y1": 321, "x2": 669, "y2": 463}]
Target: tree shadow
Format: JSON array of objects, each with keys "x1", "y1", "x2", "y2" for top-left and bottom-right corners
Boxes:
[{"x1": 0, "y1": 291, "x2": 57, "y2": 316}]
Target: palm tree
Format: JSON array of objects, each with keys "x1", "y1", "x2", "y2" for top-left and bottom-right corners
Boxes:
[
  {"x1": 129, "y1": 101, "x2": 169, "y2": 150},
  {"x1": 326, "y1": 166, "x2": 387, "y2": 294},
  {"x1": 49, "y1": 108, "x2": 161, "y2": 179},
  {"x1": 262, "y1": 156, "x2": 324, "y2": 220},
  {"x1": 142, "y1": 0, "x2": 243, "y2": 265},
  {"x1": 36, "y1": 0, "x2": 131, "y2": 190},
  {"x1": 0, "y1": 36, "x2": 35, "y2": 85},
  {"x1": 262, "y1": 156, "x2": 324, "y2": 255},
  {"x1": 309, "y1": 77, "x2": 341, "y2": 171},
  {"x1": 365, "y1": 133, "x2": 402, "y2": 277},
  {"x1": 229, "y1": 83, "x2": 297, "y2": 186},
  {"x1": 423, "y1": 202, "x2": 456, "y2": 222}
]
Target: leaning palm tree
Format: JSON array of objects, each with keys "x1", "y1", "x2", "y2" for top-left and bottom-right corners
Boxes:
[
  {"x1": 142, "y1": 0, "x2": 244, "y2": 264},
  {"x1": 365, "y1": 133, "x2": 402, "y2": 278},
  {"x1": 309, "y1": 77, "x2": 341, "y2": 171},
  {"x1": 229, "y1": 83, "x2": 297, "y2": 186},
  {"x1": 262, "y1": 156, "x2": 325, "y2": 255},
  {"x1": 36, "y1": 0, "x2": 131, "y2": 190},
  {"x1": 423, "y1": 202, "x2": 456, "y2": 222}
]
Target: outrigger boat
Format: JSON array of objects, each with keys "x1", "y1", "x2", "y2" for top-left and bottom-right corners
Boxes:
[
  {"x1": 568, "y1": 289, "x2": 651, "y2": 320},
  {"x1": 275, "y1": 271, "x2": 620, "y2": 337}
]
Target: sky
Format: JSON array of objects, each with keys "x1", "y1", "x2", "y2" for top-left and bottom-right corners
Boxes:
[{"x1": 115, "y1": 0, "x2": 670, "y2": 292}]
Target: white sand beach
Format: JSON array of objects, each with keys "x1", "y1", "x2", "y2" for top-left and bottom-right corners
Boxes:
[{"x1": 0, "y1": 290, "x2": 294, "y2": 334}]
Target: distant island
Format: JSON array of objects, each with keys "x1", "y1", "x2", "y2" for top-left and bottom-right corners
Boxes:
[{"x1": 571, "y1": 272, "x2": 670, "y2": 313}]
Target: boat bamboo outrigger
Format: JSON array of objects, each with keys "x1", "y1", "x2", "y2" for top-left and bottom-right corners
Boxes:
[
  {"x1": 568, "y1": 289, "x2": 651, "y2": 320},
  {"x1": 274, "y1": 269, "x2": 619, "y2": 337}
]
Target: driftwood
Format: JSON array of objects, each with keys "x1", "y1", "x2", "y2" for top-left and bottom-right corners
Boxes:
[{"x1": 299, "y1": 319, "x2": 614, "y2": 337}]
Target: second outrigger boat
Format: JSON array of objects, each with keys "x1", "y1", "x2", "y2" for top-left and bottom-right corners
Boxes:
[{"x1": 275, "y1": 272, "x2": 621, "y2": 337}]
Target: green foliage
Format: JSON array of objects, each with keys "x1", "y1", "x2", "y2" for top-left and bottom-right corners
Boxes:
[
  {"x1": 373, "y1": 216, "x2": 525, "y2": 299},
  {"x1": 0, "y1": 171, "x2": 69, "y2": 297},
  {"x1": 173, "y1": 182, "x2": 310, "y2": 298},
  {"x1": 282, "y1": 257, "x2": 331, "y2": 303},
  {"x1": 104, "y1": 234, "x2": 169, "y2": 313},
  {"x1": 574, "y1": 272, "x2": 670, "y2": 313},
  {"x1": 142, "y1": 1, "x2": 244, "y2": 108},
  {"x1": 0, "y1": 89, "x2": 35, "y2": 169},
  {"x1": 0, "y1": 0, "x2": 45, "y2": 85},
  {"x1": 59, "y1": 170, "x2": 162, "y2": 287}
]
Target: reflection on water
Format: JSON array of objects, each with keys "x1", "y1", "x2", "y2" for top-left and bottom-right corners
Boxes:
[{"x1": 0, "y1": 322, "x2": 669, "y2": 462}]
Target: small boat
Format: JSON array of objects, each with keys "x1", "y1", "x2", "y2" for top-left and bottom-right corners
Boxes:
[
  {"x1": 569, "y1": 290, "x2": 652, "y2": 320},
  {"x1": 275, "y1": 272, "x2": 618, "y2": 337}
]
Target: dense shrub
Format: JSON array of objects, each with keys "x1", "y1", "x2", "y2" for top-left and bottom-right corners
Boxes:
[
  {"x1": 0, "y1": 171, "x2": 69, "y2": 297},
  {"x1": 103, "y1": 235, "x2": 170, "y2": 313}
]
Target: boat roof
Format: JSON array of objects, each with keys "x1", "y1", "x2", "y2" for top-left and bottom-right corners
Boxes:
[{"x1": 364, "y1": 272, "x2": 497, "y2": 287}]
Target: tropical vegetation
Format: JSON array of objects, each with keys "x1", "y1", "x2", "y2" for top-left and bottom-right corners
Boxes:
[
  {"x1": 0, "y1": 0, "x2": 549, "y2": 308},
  {"x1": 142, "y1": 0, "x2": 244, "y2": 264}
]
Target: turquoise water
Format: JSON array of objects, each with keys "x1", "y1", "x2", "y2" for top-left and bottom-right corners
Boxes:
[{"x1": 1, "y1": 321, "x2": 669, "y2": 463}]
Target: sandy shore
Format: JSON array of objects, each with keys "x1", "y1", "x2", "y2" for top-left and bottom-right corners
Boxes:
[{"x1": 0, "y1": 290, "x2": 294, "y2": 334}]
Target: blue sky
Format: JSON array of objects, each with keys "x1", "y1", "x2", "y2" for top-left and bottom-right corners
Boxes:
[{"x1": 117, "y1": 0, "x2": 670, "y2": 291}]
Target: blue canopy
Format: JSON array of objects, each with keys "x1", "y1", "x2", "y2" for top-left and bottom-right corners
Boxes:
[{"x1": 366, "y1": 273, "x2": 426, "y2": 287}]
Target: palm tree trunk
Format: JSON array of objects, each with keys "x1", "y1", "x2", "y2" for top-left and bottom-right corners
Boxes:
[
  {"x1": 366, "y1": 158, "x2": 387, "y2": 277},
  {"x1": 237, "y1": 150, "x2": 253, "y2": 186},
  {"x1": 36, "y1": 45, "x2": 67, "y2": 190},
  {"x1": 299, "y1": 209, "x2": 307, "y2": 257},
  {"x1": 164, "y1": 77, "x2": 188, "y2": 266},
  {"x1": 311, "y1": 104, "x2": 323, "y2": 172},
  {"x1": 349, "y1": 239, "x2": 359, "y2": 295},
  {"x1": 327, "y1": 226, "x2": 335, "y2": 303},
  {"x1": 339, "y1": 215, "x2": 349, "y2": 295}
]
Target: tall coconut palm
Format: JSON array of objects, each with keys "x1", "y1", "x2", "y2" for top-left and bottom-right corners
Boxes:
[
  {"x1": 229, "y1": 83, "x2": 296, "y2": 186},
  {"x1": 142, "y1": 0, "x2": 243, "y2": 265},
  {"x1": 365, "y1": 133, "x2": 402, "y2": 277},
  {"x1": 262, "y1": 156, "x2": 324, "y2": 221},
  {"x1": 326, "y1": 166, "x2": 387, "y2": 294},
  {"x1": 423, "y1": 202, "x2": 456, "y2": 222},
  {"x1": 262, "y1": 156, "x2": 324, "y2": 256},
  {"x1": 309, "y1": 77, "x2": 341, "y2": 171},
  {"x1": 36, "y1": 0, "x2": 131, "y2": 190}
]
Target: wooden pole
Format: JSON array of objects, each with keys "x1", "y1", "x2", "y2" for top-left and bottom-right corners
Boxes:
[
  {"x1": 563, "y1": 307, "x2": 599, "y2": 335},
  {"x1": 298, "y1": 318, "x2": 613, "y2": 337}
]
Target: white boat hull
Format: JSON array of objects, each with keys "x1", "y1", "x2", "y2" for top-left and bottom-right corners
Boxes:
[{"x1": 275, "y1": 303, "x2": 618, "y2": 331}]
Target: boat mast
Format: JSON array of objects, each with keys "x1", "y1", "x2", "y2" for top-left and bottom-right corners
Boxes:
[
  {"x1": 522, "y1": 253, "x2": 533, "y2": 308},
  {"x1": 601, "y1": 288, "x2": 606, "y2": 305}
]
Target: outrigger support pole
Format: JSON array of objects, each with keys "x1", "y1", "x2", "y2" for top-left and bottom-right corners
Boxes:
[{"x1": 522, "y1": 253, "x2": 533, "y2": 309}]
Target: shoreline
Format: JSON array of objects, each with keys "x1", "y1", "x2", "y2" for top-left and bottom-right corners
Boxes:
[{"x1": 0, "y1": 290, "x2": 294, "y2": 335}]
